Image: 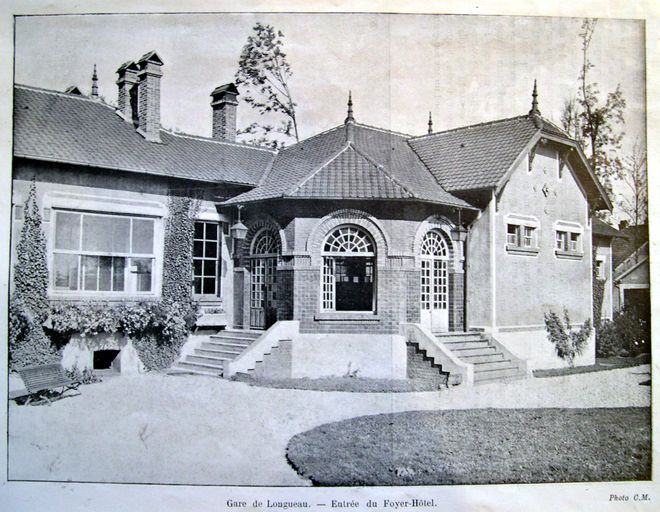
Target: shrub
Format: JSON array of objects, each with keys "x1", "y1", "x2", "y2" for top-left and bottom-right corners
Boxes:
[
  {"x1": 48, "y1": 300, "x2": 198, "y2": 372},
  {"x1": 596, "y1": 306, "x2": 650, "y2": 357},
  {"x1": 66, "y1": 365, "x2": 101, "y2": 385},
  {"x1": 13, "y1": 179, "x2": 50, "y2": 324},
  {"x1": 544, "y1": 309, "x2": 593, "y2": 367},
  {"x1": 9, "y1": 299, "x2": 58, "y2": 371}
]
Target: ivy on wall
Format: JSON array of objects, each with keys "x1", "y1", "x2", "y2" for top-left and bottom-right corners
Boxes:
[
  {"x1": 161, "y1": 194, "x2": 200, "y2": 306},
  {"x1": 592, "y1": 250, "x2": 605, "y2": 328}
]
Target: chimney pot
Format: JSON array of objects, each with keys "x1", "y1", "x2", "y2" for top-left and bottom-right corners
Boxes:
[{"x1": 211, "y1": 83, "x2": 239, "y2": 142}]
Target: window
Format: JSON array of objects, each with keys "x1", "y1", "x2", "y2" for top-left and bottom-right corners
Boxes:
[
  {"x1": 193, "y1": 221, "x2": 221, "y2": 297},
  {"x1": 52, "y1": 210, "x2": 156, "y2": 294},
  {"x1": 595, "y1": 256, "x2": 606, "y2": 280},
  {"x1": 555, "y1": 224, "x2": 583, "y2": 259},
  {"x1": 321, "y1": 226, "x2": 375, "y2": 312},
  {"x1": 505, "y1": 218, "x2": 538, "y2": 255}
]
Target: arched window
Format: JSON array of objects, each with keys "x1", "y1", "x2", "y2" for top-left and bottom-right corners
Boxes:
[{"x1": 321, "y1": 226, "x2": 375, "y2": 312}]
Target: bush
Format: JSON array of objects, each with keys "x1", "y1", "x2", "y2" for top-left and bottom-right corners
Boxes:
[
  {"x1": 66, "y1": 365, "x2": 101, "y2": 385},
  {"x1": 9, "y1": 299, "x2": 58, "y2": 371},
  {"x1": 48, "y1": 300, "x2": 199, "y2": 372},
  {"x1": 596, "y1": 306, "x2": 650, "y2": 357},
  {"x1": 544, "y1": 309, "x2": 592, "y2": 367}
]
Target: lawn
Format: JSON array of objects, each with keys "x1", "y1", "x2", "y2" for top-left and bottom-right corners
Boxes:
[
  {"x1": 533, "y1": 354, "x2": 651, "y2": 378},
  {"x1": 232, "y1": 374, "x2": 443, "y2": 392},
  {"x1": 286, "y1": 407, "x2": 651, "y2": 486}
]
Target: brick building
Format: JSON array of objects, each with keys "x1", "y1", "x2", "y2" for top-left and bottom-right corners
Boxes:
[{"x1": 10, "y1": 52, "x2": 612, "y2": 384}]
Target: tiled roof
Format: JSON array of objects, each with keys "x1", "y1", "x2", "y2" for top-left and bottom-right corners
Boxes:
[
  {"x1": 13, "y1": 85, "x2": 274, "y2": 186},
  {"x1": 613, "y1": 223, "x2": 648, "y2": 268},
  {"x1": 408, "y1": 115, "x2": 568, "y2": 192},
  {"x1": 225, "y1": 123, "x2": 472, "y2": 208},
  {"x1": 592, "y1": 218, "x2": 623, "y2": 239}
]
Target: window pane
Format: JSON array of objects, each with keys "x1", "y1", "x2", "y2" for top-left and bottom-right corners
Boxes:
[
  {"x1": 193, "y1": 277, "x2": 202, "y2": 295},
  {"x1": 193, "y1": 260, "x2": 203, "y2": 276},
  {"x1": 55, "y1": 212, "x2": 81, "y2": 250},
  {"x1": 82, "y1": 256, "x2": 99, "y2": 291},
  {"x1": 132, "y1": 218, "x2": 154, "y2": 254},
  {"x1": 53, "y1": 253, "x2": 79, "y2": 290},
  {"x1": 205, "y1": 241, "x2": 218, "y2": 259},
  {"x1": 113, "y1": 257, "x2": 125, "y2": 291},
  {"x1": 193, "y1": 240, "x2": 204, "y2": 258},
  {"x1": 202, "y1": 278, "x2": 215, "y2": 295},
  {"x1": 132, "y1": 258, "x2": 153, "y2": 292},
  {"x1": 99, "y1": 256, "x2": 113, "y2": 291},
  {"x1": 203, "y1": 260, "x2": 216, "y2": 277},
  {"x1": 194, "y1": 222, "x2": 204, "y2": 239},
  {"x1": 205, "y1": 223, "x2": 218, "y2": 241},
  {"x1": 82, "y1": 215, "x2": 130, "y2": 253}
]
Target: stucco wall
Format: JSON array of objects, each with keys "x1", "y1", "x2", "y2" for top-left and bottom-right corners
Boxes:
[
  {"x1": 594, "y1": 236, "x2": 613, "y2": 320},
  {"x1": 495, "y1": 144, "x2": 593, "y2": 329},
  {"x1": 466, "y1": 199, "x2": 492, "y2": 329}
]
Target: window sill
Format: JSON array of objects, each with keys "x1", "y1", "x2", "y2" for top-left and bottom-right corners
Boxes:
[
  {"x1": 505, "y1": 245, "x2": 539, "y2": 256},
  {"x1": 314, "y1": 312, "x2": 380, "y2": 322},
  {"x1": 555, "y1": 250, "x2": 583, "y2": 260}
]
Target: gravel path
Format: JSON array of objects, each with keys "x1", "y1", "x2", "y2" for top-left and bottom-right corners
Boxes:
[{"x1": 8, "y1": 364, "x2": 650, "y2": 486}]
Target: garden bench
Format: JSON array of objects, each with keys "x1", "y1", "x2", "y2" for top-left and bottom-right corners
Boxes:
[{"x1": 14, "y1": 363, "x2": 81, "y2": 405}]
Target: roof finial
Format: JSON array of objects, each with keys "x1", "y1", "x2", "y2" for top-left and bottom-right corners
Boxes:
[
  {"x1": 529, "y1": 79, "x2": 540, "y2": 116},
  {"x1": 345, "y1": 90, "x2": 355, "y2": 124},
  {"x1": 427, "y1": 111, "x2": 433, "y2": 135},
  {"x1": 91, "y1": 64, "x2": 99, "y2": 99}
]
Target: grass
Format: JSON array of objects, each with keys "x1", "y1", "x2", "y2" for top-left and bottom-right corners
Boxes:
[
  {"x1": 534, "y1": 354, "x2": 651, "y2": 378},
  {"x1": 231, "y1": 374, "x2": 444, "y2": 392},
  {"x1": 286, "y1": 407, "x2": 651, "y2": 486}
]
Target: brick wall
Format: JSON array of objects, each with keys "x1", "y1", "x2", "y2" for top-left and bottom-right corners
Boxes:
[
  {"x1": 277, "y1": 267, "x2": 294, "y2": 321},
  {"x1": 406, "y1": 343, "x2": 447, "y2": 388},
  {"x1": 448, "y1": 272, "x2": 465, "y2": 331},
  {"x1": 233, "y1": 269, "x2": 245, "y2": 329},
  {"x1": 212, "y1": 102, "x2": 237, "y2": 142}
]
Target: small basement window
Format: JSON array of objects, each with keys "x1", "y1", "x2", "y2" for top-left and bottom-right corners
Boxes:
[{"x1": 93, "y1": 349, "x2": 120, "y2": 370}]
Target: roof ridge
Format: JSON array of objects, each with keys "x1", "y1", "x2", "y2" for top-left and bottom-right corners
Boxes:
[
  {"x1": 287, "y1": 143, "x2": 351, "y2": 195},
  {"x1": 165, "y1": 130, "x2": 277, "y2": 153},
  {"x1": 353, "y1": 122, "x2": 413, "y2": 139},
  {"x1": 280, "y1": 125, "x2": 344, "y2": 152},
  {"x1": 349, "y1": 143, "x2": 414, "y2": 198},
  {"x1": 410, "y1": 114, "x2": 531, "y2": 140},
  {"x1": 15, "y1": 83, "x2": 116, "y2": 110}
]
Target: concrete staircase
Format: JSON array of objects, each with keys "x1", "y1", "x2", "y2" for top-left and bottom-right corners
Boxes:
[
  {"x1": 435, "y1": 332, "x2": 527, "y2": 384},
  {"x1": 172, "y1": 329, "x2": 262, "y2": 377}
]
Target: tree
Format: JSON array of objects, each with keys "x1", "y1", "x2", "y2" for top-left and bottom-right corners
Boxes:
[
  {"x1": 619, "y1": 141, "x2": 647, "y2": 227},
  {"x1": 561, "y1": 19, "x2": 626, "y2": 203},
  {"x1": 235, "y1": 22, "x2": 299, "y2": 149}
]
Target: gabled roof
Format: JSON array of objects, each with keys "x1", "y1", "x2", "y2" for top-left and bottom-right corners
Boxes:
[
  {"x1": 13, "y1": 85, "x2": 275, "y2": 186},
  {"x1": 408, "y1": 114, "x2": 611, "y2": 210},
  {"x1": 409, "y1": 115, "x2": 564, "y2": 191},
  {"x1": 224, "y1": 122, "x2": 473, "y2": 208},
  {"x1": 614, "y1": 241, "x2": 649, "y2": 281},
  {"x1": 613, "y1": 223, "x2": 649, "y2": 268}
]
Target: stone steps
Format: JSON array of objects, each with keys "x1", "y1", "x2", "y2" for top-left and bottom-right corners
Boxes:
[
  {"x1": 436, "y1": 332, "x2": 527, "y2": 384},
  {"x1": 171, "y1": 329, "x2": 263, "y2": 377}
]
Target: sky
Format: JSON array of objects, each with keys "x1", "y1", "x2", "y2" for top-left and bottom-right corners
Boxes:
[{"x1": 13, "y1": 13, "x2": 646, "y2": 214}]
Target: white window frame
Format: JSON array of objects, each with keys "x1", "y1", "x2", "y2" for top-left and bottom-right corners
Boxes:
[
  {"x1": 554, "y1": 220, "x2": 584, "y2": 259},
  {"x1": 320, "y1": 225, "x2": 376, "y2": 313},
  {"x1": 504, "y1": 214, "x2": 539, "y2": 256},
  {"x1": 50, "y1": 209, "x2": 159, "y2": 297}
]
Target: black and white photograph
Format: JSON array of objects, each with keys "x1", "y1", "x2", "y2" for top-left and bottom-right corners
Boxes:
[{"x1": 1, "y1": 2, "x2": 656, "y2": 510}]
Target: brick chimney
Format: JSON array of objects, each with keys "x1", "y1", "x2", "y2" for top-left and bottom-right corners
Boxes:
[
  {"x1": 211, "y1": 84, "x2": 239, "y2": 142},
  {"x1": 136, "y1": 51, "x2": 164, "y2": 143},
  {"x1": 116, "y1": 60, "x2": 139, "y2": 124}
]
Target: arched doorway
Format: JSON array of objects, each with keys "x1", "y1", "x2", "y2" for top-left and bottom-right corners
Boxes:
[
  {"x1": 321, "y1": 225, "x2": 376, "y2": 312},
  {"x1": 249, "y1": 228, "x2": 280, "y2": 329},
  {"x1": 420, "y1": 230, "x2": 450, "y2": 332}
]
